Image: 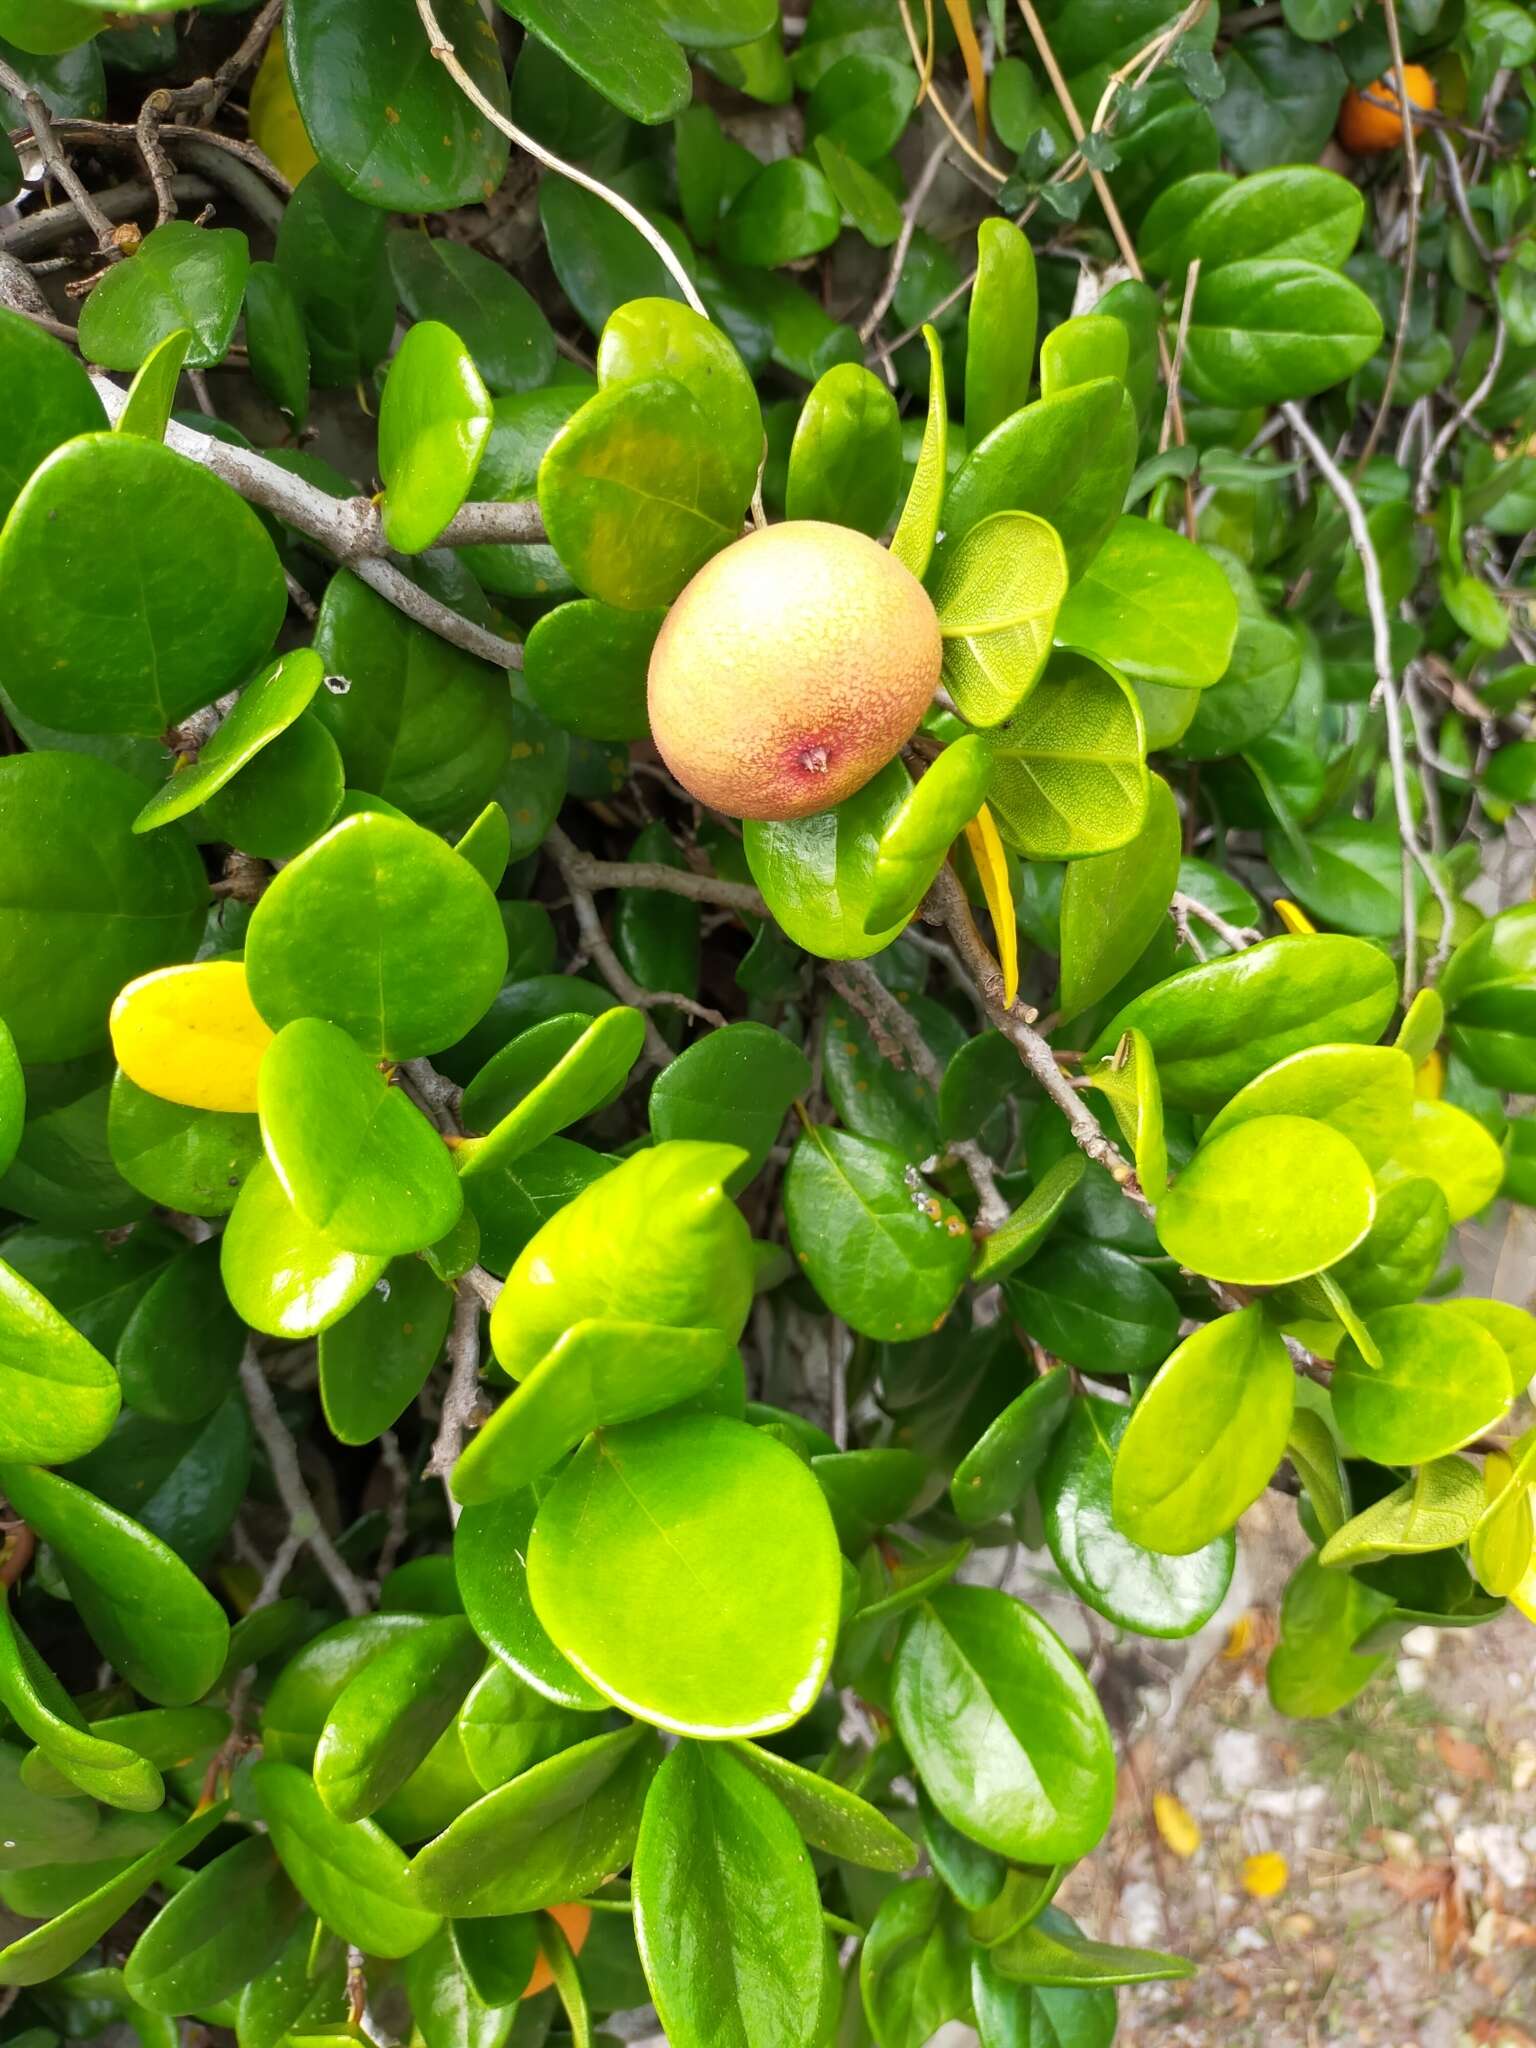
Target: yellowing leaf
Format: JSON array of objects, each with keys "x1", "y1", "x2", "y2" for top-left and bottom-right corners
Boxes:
[
  {"x1": 110, "y1": 960, "x2": 274, "y2": 1114},
  {"x1": 1273, "y1": 898, "x2": 1317, "y2": 936},
  {"x1": 963, "y1": 804, "x2": 1019, "y2": 1008},
  {"x1": 1472, "y1": 1448, "x2": 1536, "y2": 1598},
  {"x1": 1222, "y1": 1610, "x2": 1256, "y2": 1659},
  {"x1": 1241, "y1": 1851, "x2": 1288, "y2": 1900},
  {"x1": 941, "y1": 0, "x2": 988, "y2": 142},
  {"x1": 1153, "y1": 1791, "x2": 1201, "y2": 1859},
  {"x1": 250, "y1": 29, "x2": 318, "y2": 190},
  {"x1": 1415, "y1": 1048, "x2": 1445, "y2": 1099}
]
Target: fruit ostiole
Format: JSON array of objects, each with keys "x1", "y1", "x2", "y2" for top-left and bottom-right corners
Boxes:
[{"x1": 647, "y1": 520, "x2": 943, "y2": 823}]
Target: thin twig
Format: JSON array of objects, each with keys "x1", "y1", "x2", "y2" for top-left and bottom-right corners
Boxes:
[
  {"x1": 413, "y1": 0, "x2": 707, "y2": 317},
  {"x1": 860, "y1": 135, "x2": 950, "y2": 344},
  {"x1": 0, "y1": 54, "x2": 124, "y2": 256},
  {"x1": 545, "y1": 826, "x2": 677, "y2": 1066},
  {"x1": 0, "y1": 176, "x2": 213, "y2": 256},
  {"x1": 554, "y1": 844, "x2": 767, "y2": 916},
  {"x1": 426, "y1": 1283, "x2": 485, "y2": 1522},
  {"x1": 1354, "y1": 0, "x2": 1421, "y2": 471},
  {"x1": 238, "y1": 1342, "x2": 369, "y2": 1617},
  {"x1": 1170, "y1": 890, "x2": 1261, "y2": 952},
  {"x1": 198, "y1": 0, "x2": 286, "y2": 126}
]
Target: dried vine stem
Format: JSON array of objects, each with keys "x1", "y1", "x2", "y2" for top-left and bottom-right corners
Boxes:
[
  {"x1": 238, "y1": 1341, "x2": 370, "y2": 1616},
  {"x1": 413, "y1": 0, "x2": 708, "y2": 318},
  {"x1": 1354, "y1": 0, "x2": 1422, "y2": 470},
  {"x1": 0, "y1": 54, "x2": 124, "y2": 256}
]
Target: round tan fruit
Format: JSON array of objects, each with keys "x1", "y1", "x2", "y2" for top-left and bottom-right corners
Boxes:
[
  {"x1": 647, "y1": 520, "x2": 943, "y2": 821},
  {"x1": 521, "y1": 1903, "x2": 592, "y2": 1999}
]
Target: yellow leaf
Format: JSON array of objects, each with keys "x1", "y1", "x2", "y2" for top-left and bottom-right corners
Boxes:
[
  {"x1": 1222, "y1": 1610, "x2": 1255, "y2": 1660},
  {"x1": 1241, "y1": 1851, "x2": 1288, "y2": 1900},
  {"x1": 1153, "y1": 1792, "x2": 1201, "y2": 1859},
  {"x1": 940, "y1": 0, "x2": 988, "y2": 142},
  {"x1": 249, "y1": 28, "x2": 318, "y2": 190},
  {"x1": 962, "y1": 804, "x2": 1019, "y2": 1009},
  {"x1": 110, "y1": 960, "x2": 274, "y2": 1114},
  {"x1": 1273, "y1": 898, "x2": 1317, "y2": 936},
  {"x1": 1415, "y1": 1048, "x2": 1445, "y2": 1099}
]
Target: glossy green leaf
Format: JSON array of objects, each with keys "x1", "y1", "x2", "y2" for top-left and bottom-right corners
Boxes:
[
  {"x1": 1058, "y1": 774, "x2": 1181, "y2": 1019},
  {"x1": 1332, "y1": 1303, "x2": 1514, "y2": 1464},
  {"x1": 408, "y1": 1724, "x2": 659, "y2": 1916},
  {"x1": 318, "y1": 1254, "x2": 454, "y2": 1444},
  {"x1": 597, "y1": 296, "x2": 762, "y2": 506},
  {"x1": 315, "y1": 1615, "x2": 485, "y2": 1823},
  {"x1": 1041, "y1": 1398, "x2": 1235, "y2": 1639},
  {"x1": 984, "y1": 649, "x2": 1148, "y2": 860},
  {"x1": 244, "y1": 259, "x2": 311, "y2": 425},
  {"x1": 1142, "y1": 164, "x2": 1362, "y2": 276},
  {"x1": 1157, "y1": 1115, "x2": 1375, "y2": 1285},
  {"x1": 115, "y1": 329, "x2": 191, "y2": 442},
  {"x1": 861, "y1": 1878, "x2": 970, "y2": 2048},
  {"x1": 0, "y1": 307, "x2": 107, "y2": 523},
  {"x1": 1056, "y1": 516, "x2": 1239, "y2": 690},
  {"x1": 633, "y1": 1741, "x2": 828, "y2": 2048},
  {"x1": 786, "y1": 363, "x2": 902, "y2": 536},
  {"x1": 245, "y1": 812, "x2": 507, "y2": 1060},
  {"x1": 744, "y1": 759, "x2": 914, "y2": 960},
  {"x1": 134, "y1": 651, "x2": 324, "y2": 834},
  {"x1": 0, "y1": 1463, "x2": 228, "y2": 1705},
  {"x1": 0, "y1": 1255, "x2": 120, "y2": 1465},
  {"x1": 784, "y1": 1123, "x2": 971, "y2": 1342},
  {"x1": 1090, "y1": 934, "x2": 1398, "y2": 1111},
  {"x1": 927, "y1": 511, "x2": 1068, "y2": 728},
  {"x1": 523, "y1": 600, "x2": 661, "y2": 743},
  {"x1": 455, "y1": 1658, "x2": 588, "y2": 1792},
  {"x1": 889, "y1": 327, "x2": 946, "y2": 580},
  {"x1": 1203, "y1": 1043, "x2": 1414, "y2": 1171},
  {"x1": 1085, "y1": 1026, "x2": 1167, "y2": 1204},
  {"x1": 124, "y1": 1837, "x2": 302, "y2": 2016},
  {"x1": 1378, "y1": 1098, "x2": 1505, "y2": 1224},
  {"x1": 951, "y1": 1368, "x2": 1073, "y2": 1527},
  {"x1": 1112, "y1": 1309, "x2": 1295, "y2": 1553},
  {"x1": 221, "y1": 1155, "x2": 387, "y2": 1339},
  {"x1": 459, "y1": 1008, "x2": 645, "y2": 1164},
  {"x1": 497, "y1": 0, "x2": 691, "y2": 123},
  {"x1": 1266, "y1": 1553, "x2": 1393, "y2": 1718},
  {"x1": 115, "y1": 1237, "x2": 242, "y2": 1424},
  {"x1": 78, "y1": 222, "x2": 248, "y2": 371},
  {"x1": 539, "y1": 376, "x2": 743, "y2": 610},
  {"x1": 379, "y1": 321, "x2": 494, "y2": 555},
  {"x1": 287, "y1": 0, "x2": 510, "y2": 211},
  {"x1": 972, "y1": 1948, "x2": 1116, "y2": 2048},
  {"x1": 892, "y1": 1586, "x2": 1114, "y2": 1863},
  {"x1": 648, "y1": 1021, "x2": 811, "y2": 1191},
  {"x1": 970, "y1": 1153, "x2": 1085, "y2": 1286},
  {"x1": 259, "y1": 1018, "x2": 462, "y2": 1255},
  {"x1": 728, "y1": 1740, "x2": 916, "y2": 1870},
  {"x1": 1006, "y1": 1237, "x2": 1179, "y2": 1374},
  {"x1": 251, "y1": 1759, "x2": 441, "y2": 1958},
  {"x1": 275, "y1": 166, "x2": 395, "y2": 388},
  {"x1": 390, "y1": 231, "x2": 556, "y2": 395},
  {"x1": 719, "y1": 156, "x2": 840, "y2": 267},
  {"x1": 1183, "y1": 259, "x2": 1384, "y2": 406},
  {"x1": 456, "y1": 1489, "x2": 610, "y2": 1711},
  {"x1": 966, "y1": 219, "x2": 1037, "y2": 448},
  {"x1": 528, "y1": 1414, "x2": 841, "y2": 1736},
  {"x1": 814, "y1": 133, "x2": 903, "y2": 245},
  {"x1": 988, "y1": 1905, "x2": 1192, "y2": 1990},
  {"x1": 1318, "y1": 1456, "x2": 1484, "y2": 1570},
  {"x1": 864, "y1": 737, "x2": 992, "y2": 933},
  {"x1": 0, "y1": 435, "x2": 284, "y2": 736},
  {"x1": 0, "y1": 1594, "x2": 163, "y2": 1811}
]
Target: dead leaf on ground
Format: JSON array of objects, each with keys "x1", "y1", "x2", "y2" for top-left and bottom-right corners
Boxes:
[
  {"x1": 1435, "y1": 1725, "x2": 1496, "y2": 1780},
  {"x1": 1378, "y1": 1858, "x2": 1455, "y2": 1904},
  {"x1": 1469, "y1": 2020, "x2": 1536, "y2": 2046}
]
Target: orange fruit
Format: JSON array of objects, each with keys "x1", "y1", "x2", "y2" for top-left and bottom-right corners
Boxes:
[
  {"x1": 520, "y1": 1902, "x2": 592, "y2": 2000},
  {"x1": 1337, "y1": 65, "x2": 1436, "y2": 153},
  {"x1": 647, "y1": 521, "x2": 942, "y2": 821}
]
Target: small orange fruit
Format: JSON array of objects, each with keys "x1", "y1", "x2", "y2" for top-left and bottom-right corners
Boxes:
[
  {"x1": 520, "y1": 1902, "x2": 592, "y2": 2000},
  {"x1": 647, "y1": 520, "x2": 943, "y2": 821},
  {"x1": 1337, "y1": 65, "x2": 1436, "y2": 153}
]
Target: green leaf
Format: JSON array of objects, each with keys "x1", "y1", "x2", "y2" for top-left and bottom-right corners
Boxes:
[
  {"x1": 926, "y1": 511, "x2": 1068, "y2": 727},
  {"x1": 597, "y1": 296, "x2": 763, "y2": 508},
  {"x1": 0, "y1": 1463, "x2": 229, "y2": 1705},
  {"x1": 649, "y1": 1021, "x2": 811, "y2": 1191},
  {"x1": 0, "y1": 435, "x2": 284, "y2": 736},
  {"x1": 744, "y1": 758, "x2": 915, "y2": 961},
  {"x1": 244, "y1": 259, "x2": 311, "y2": 425},
  {"x1": 1318, "y1": 1456, "x2": 1484, "y2": 1570},
  {"x1": 861, "y1": 1878, "x2": 971, "y2": 2048},
  {"x1": 1085, "y1": 1026, "x2": 1167, "y2": 1204},
  {"x1": 1055, "y1": 516, "x2": 1239, "y2": 690},
  {"x1": 0, "y1": 1594, "x2": 163, "y2": 1811},
  {"x1": 1112, "y1": 1308, "x2": 1295, "y2": 1553},
  {"x1": 245, "y1": 812, "x2": 507, "y2": 1060},
  {"x1": 115, "y1": 1237, "x2": 242, "y2": 1423},
  {"x1": 1141, "y1": 164, "x2": 1363, "y2": 276},
  {"x1": 0, "y1": 1800, "x2": 228, "y2": 1989},
  {"x1": 275, "y1": 166, "x2": 396, "y2": 388},
  {"x1": 0, "y1": 1255, "x2": 120, "y2": 1465},
  {"x1": 786, "y1": 362, "x2": 902, "y2": 535},
  {"x1": 408, "y1": 1724, "x2": 659, "y2": 1916},
  {"x1": 889, "y1": 327, "x2": 946, "y2": 580},
  {"x1": 1156, "y1": 1115, "x2": 1376, "y2": 1285},
  {"x1": 1378, "y1": 1098, "x2": 1505, "y2": 1224},
  {"x1": 378, "y1": 321, "x2": 493, "y2": 555},
  {"x1": 287, "y1": 0, "x2": 509, "y2": 210},
  {"x1": 1211, "y1": 28, "x2": 1345, "y2": 170},
  {"x1": 19, "y1": 1704, "x2": 227, "y2": 1800},
  {"x1": 455, "y1": 1658, "x2": 589, "y2": 1792},
  {"x1": 404, "y1": 1922, "x2": 523, "y2": 2048},
  {"x1": 1267, "y1": 818, "x2": 1415, "y2": 938},
  {"x1": 1090, "y1": 934, "x2": 1398, "y2": 1111},
  {"x1": 314, "y1": 1615, "x2": 485, "y2": 1823},
  {"x1": 487, "y1": 1140, "x2": 752, "y2": 1379},
  {"x1": 134, "y1": 650, "x2": 324, "y2": 834},
  {"x1": 970, "y1": 1154, "x2": 1085, "y2": 1286},
  {"x1": 389, "y1": 231, "x2": 555, "y2": 396},
  {"x1": 1058, "y1": 774, "x2": 1181, "y2": 1019},
  {"x1": 527, "y1": 1414, "x2": 841, "y2": 1735},
  {"x1": 459, "y1": 1007, "x2": 646, "y2": 1167},
  {"x1": 984, "y1": 649, "x2": 1148, "y2": 860},
  {"x1": 1040, "y1": 1397, "x2": 1235, "y2": 1638},
  {"x1": 538, "y1": 376, "x2": 744, "y2": 610},
  {"x1": 784, "y1": 1123, "x2": 971, "y2": 1342},
  {"x1": 864, "y1": 738, "x2": 993, "y2": 933},
  {"x1": 966, "y1": 218, "x2": 1037, "y2": 449},
  {"x1": 1006, "y1": 1237, "x2": 1179, "y2": 1374},
  {"x1": 523, "y1": 600, "x2": 662, "y2": 743},
  {"x1": 972, "y1": 1949, "x2": 1116, "y2": 2048},
  {"x1": 719, "y1": 155, "x2": 840, "y2": 266},
  {"x1": 250, "y1": 1759, "x2": 441, "y2": 1958},
  {"x1": 951, "y1": 1368, "x2": 1073, "y2": 1527},
  {"x1": 0, "y1": 308, "x2": 107, "y2": 523},
  {"x1": 1183, "y1": 259, "x2": 1384, "y2": 406},
  {"x1": 456, "y1": 1491, "x2": 610, "y2": 1712},
  {"x1": 65, "y1": 1397, "x2": 250, "y2": 1571},
  {"x1": 115, "y1": 329, "x2": 191, "y2": 442},
  {"x1": 123, "y1": 1837, "x2": 302, "y2": 2016},
  {"x1": 1266, "y1": 1554, "x2": 1393, "y2": 1718},
  {"x1": 0, "y1": 1019, "x2": 21, "y2": 1179},
  {"x1": 813, "y1": 134, "x2": 903, "y2": 246},
  {"x1": 892, "y1": 1586, "x2": 1114, "y2": 1863},
  {"x1": 220, "y1": 1155, "x2": 387, "y2": 1339},
  {"x1": 259, "y1": 1018, "x2": 462, "y2": 1255},
  {"x1": 940, "y1": 377, "x2": 1136, "y2": 579},
  {"x1": 987, "y1": 1905, "x2": 1192, "y2": 1989},
  {"x1": 1332, "y1": 1304, "x2": 1513, "y2": 1464},
  {"x1": 727, "y1": 1741, "x2": 917, "y2": 1870},
  {"x1": 633, "y1": 1742, "x2": 829, "y2": 2048},
  {"x1": 1203, "y1": 1042, "x2": 1414, "y2": 1171},
  {"x1": 318, "y1": 1255, "x2": 452, "y2": 1446},
  {"x1": 78, "y1": 221, "x2": 248, "y2": 370},
  {"x1": 496, "y1": 0, "x2": 691, "y2": 123}
]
